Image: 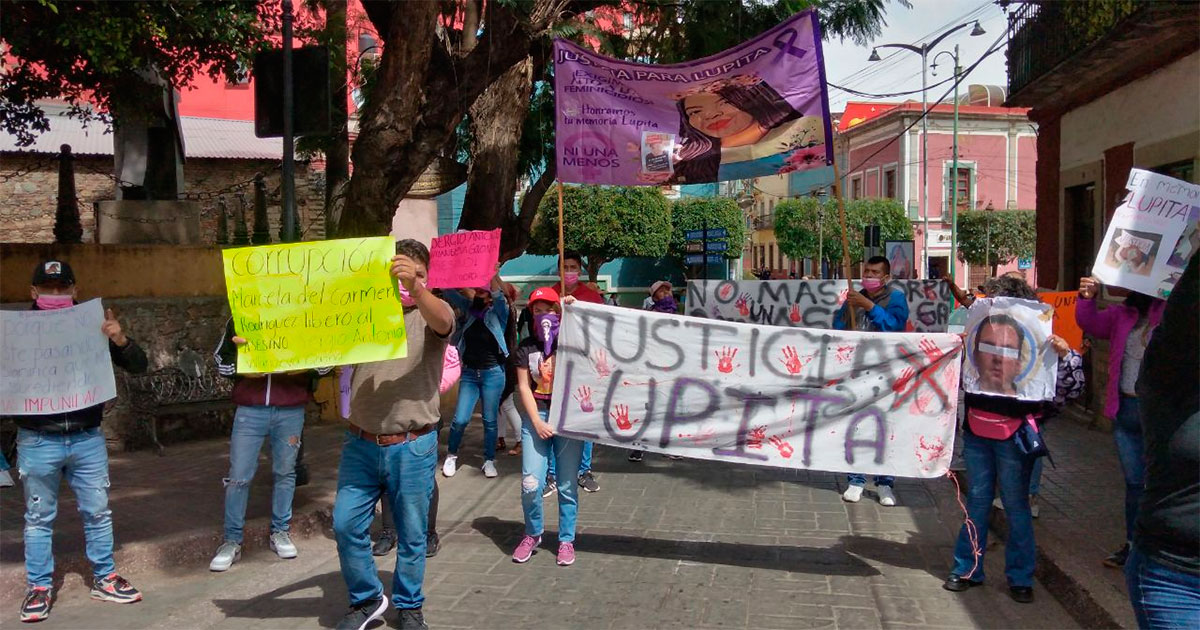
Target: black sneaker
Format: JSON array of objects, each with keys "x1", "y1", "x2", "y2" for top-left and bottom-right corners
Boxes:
[
  {"x1": 542, "y1": 476, "x2": 557, "y2": 498},
  {"x1": 397, "y1": 608, "x2": 429, "y2": 630},
  {"x1": 1104, "y1": 543, "x2": 1130, "y2": 568},
  {"x1": 627, "y1": 450, "x2": 644, "y2": 463},
  {"x1": 942, "y1": 574, "x2": 982, "y2": 592},
  {"x1": 335, "y1": 597, "x2": 387, "y2": 630},
  {"x1": 19, "y1": 587, "x2": 52, "y2": 623},
  {"x1": 578, "y1": 471, "x2": 599, "y2": 493},
  {"x1": 295, "y1": 462, "x2": 310, "y2": 487},
  {"x1": 425, "y1": 531, "x2": 441, "y2": 558},
  {"x1": 372, "y1": 529, "x2": 397, "y2": 557},
  {"x1": 89, "y1": 573, "x2": 142, "y2": 604},
  {"x1": 1008, "y1": 585, "x2": 1034, "y2": 604}
]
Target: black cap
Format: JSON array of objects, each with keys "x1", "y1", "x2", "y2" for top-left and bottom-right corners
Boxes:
[{"x1": 31, "y1": 260, "x2": 76, "y2": 286}]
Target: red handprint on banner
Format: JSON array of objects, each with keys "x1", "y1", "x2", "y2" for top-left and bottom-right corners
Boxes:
[
  {"x1": 611, "y1": 404, "x2": 634, "y2": 431},
  {"x1": 715, "y1": 346, "x2": 740, "y2": 373},
  {"x1": 747, "y1": 425, "x2": 767, "y2": 449},
  {"x1": 892, "y1": 367, "x2": 915, "y2": 394},
  {"x1": 835, "y1": 344, "x2": 855, "y2": 364},
  {"x1": 573, "y1": 386, "x2": 594, "y2": 413},
  {"x1": 591, "y1": 349, "x2": 613, "y2": 378},
  {"x1": 736, "y1": 293, "x2": 752, "y2": 317},
  {"x1": 788, "y1": 303, "x2": 802, "y2": 324},
  {"x1": 918, "y1": 338, "x2": 945, "y2": 363},
  {"x1": 779, "y1": 346, "x2": 812, "y2": 375},
  {"x1": 768, "y1": 435, "x2": 795, "y2": 459}
]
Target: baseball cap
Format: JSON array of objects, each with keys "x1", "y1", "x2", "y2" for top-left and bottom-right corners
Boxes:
[
  {"x1": 528, "y1": 287, "x2": 560, "y2": 305},
  {"x1": 649, "y1": 280, "x2": 673, "y2": 295},
  {"x1": 32, "y1": 260, "x2": 76, "y2": 286}
]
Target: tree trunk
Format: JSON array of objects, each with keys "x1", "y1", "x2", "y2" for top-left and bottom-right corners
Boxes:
[
  {"x1": 504, "y1": 162, "x2": 556, "y2": 261},
  {"x1": 324, "y1": 0, "x2": 350, "y2": 239},
  {"x1": 587, "y1": 257, "x2": 606, "y2": 283}
]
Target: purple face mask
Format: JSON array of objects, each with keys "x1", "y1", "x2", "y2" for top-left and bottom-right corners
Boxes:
[{"x1": 534, "y1": 312, "x2": 560, "y2": 356}]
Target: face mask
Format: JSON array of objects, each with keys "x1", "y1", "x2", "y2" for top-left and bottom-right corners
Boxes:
[
  {"x1": 35, "y1": 294, "x2": 73, "y2": 310},
  {"x1": 653, "y1": 295, "x2": 678, "y2": 313},
  {"x1": 564, "y1": 272, "x2": 580, "y2": 286},
  {"x1": 397, "y1": 285, "x2": 416, "y2": 308},
  {"x1": 534, "y1": 312, "x2": 560, "y2": 356},
  {"x1": 861, "y1": 278, "x2": 884, "y2": 292},
  {"x1": 469, "y1": 295, "x2": 488, "y2": 318}
]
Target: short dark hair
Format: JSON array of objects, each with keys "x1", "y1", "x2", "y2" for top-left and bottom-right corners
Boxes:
[
  {"x1": 865, "y1": 255, "x2": 890, "y2": 274},
  {"x1": 561, "y1": 250, "x2": 584, "y2": 267},
  {"x1": 981, "y1": 275, "x2": 1037, "y2": 300},
  {"x1": 395, "y1": 239, "x2": 430, "y2": 268},
  {"x1": 975, "y1": 313, "x2": 1028, "y2": 356}
]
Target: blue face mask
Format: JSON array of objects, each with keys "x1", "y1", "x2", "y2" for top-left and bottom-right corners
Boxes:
[{"x1": 534, "y1": 312, "x2": 560, "y2": 356}]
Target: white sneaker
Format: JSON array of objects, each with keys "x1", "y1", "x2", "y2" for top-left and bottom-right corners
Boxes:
[
  {"x1": 876, "y1": 485, "x2": 897, "y2": 507},
  {"x1": 842, "y1": 485, "x2": 864, "y2": 503},
  {"x1": 0, "y1": 469, "x2": 13, "y2": 488},
  {"x1": 270, "y1": 531, "x2": 298, "y2": 559},
  {"x1": 209, "y1": 541, "x2": 242, "y2": 572},
  {"x1": 993, "y1": 497, "x2": 1005, "y2": 510},
  {"x1": 442, "y1": 455, "x2": 458, "y2": 477},
  {"x1": 482, "y1": 460, "x2": 498, "y2": 478},
  {"x1": 1029, "y1": 495, "x2": 1040, "y2": 519}
]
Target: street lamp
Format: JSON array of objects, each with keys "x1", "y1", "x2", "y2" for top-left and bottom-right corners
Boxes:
[
  {"x1": 868, "y1": 20, "x2": 984, "y2": 279},
  {"x1": 932, "y1": 45, "x2": 961, "y2": 284}
]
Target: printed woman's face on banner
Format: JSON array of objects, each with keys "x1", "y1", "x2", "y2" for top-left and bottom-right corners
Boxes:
[{"x1": 683, "y1": 92, "x2": 757, "y2": 141}]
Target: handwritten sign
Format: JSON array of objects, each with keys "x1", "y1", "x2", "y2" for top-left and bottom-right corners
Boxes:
[
  {"x1": 687, "y1": 279, "x2": 951, "y2": 332},
  {"x1": 1038, "y1": 291, "x2": 1083, "y2": 352},
  {"x1": 1093, "y1": 169, "x2": 1200, "y2": 298},
  {"x1": 222, "y1": 237, "x2": 406, "y2": 373},
  {"x1": 426, "y1": 229, "x2": 501, "y2": 289},
  {"x1": 963, "y1": 297, "x2": 1057, "y2": 401},
  {"x1": 549, "y1": 302, "x2": 962, "y2": 478},
  {"x1": 1, "y1": 299, "x2": 117, "y2": 415}
]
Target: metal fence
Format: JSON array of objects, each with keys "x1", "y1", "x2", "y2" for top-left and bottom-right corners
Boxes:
[{"x1": 1006, "y1": 0, "x2": 1141, "y2": 97}]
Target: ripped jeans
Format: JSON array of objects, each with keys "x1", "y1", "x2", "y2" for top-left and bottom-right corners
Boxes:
[
  {"x1": 17, "y1": 427, "x2": 114, "y2": 588},
  {"x1": 521, "y1": 410, "x2": 583, "y2": 543},
  {"x1": 223, "y1": 405, "x2": 305, "y2": 543}
]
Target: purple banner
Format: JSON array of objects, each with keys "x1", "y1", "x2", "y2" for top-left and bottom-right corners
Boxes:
[{"x1": 554, "y1": 10, "x2": 833, "y2": 186}]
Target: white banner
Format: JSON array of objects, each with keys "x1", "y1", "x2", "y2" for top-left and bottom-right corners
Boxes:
[
  {"x1": 1092, "y1": 169, "x2": 1200, "y2": 298},
  {"x1": 548, "y1": 302, "x2": 962, "y2": 478},
  {"x1": 1, "y1": 299, "x2": 117, "y2": 415},
  {"x1": 962, "y1": 297, "x2": 1057, "y2": 402},
  {"x1": 686, "y1": 279, "x2": 951, "y2": 331}
]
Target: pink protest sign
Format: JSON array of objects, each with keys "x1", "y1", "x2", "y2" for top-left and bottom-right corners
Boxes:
[{"x1": 426, "y1": 229, "x2": 501, "y2": 289}]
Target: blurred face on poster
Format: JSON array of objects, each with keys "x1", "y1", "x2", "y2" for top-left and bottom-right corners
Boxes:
[{"x1": 975, "y1": 317, "x2": 1025, "y2": 395}]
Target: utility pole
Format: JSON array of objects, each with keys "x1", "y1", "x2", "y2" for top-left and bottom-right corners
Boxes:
[
  {"x1": 935, "y1": 45, "x2": 962, "y2": 283},
  {"x1": 280, "y1": 0, "x2": 297, "y2": 242}
]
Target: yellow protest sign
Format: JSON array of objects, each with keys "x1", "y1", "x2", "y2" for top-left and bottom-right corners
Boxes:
[{"x1": 222, "y1": 237, "x2": 406, "y2": 373}]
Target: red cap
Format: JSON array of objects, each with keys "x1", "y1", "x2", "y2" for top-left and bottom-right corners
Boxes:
[{"x1": 528, "y1": 286, "x2": 560, "y2": 305}]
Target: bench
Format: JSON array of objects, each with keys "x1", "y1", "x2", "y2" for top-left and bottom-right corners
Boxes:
[{"x1": 124, "y1": 349, "x2": 233, "y2": 455}]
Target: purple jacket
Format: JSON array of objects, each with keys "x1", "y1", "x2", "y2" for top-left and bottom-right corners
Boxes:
[{"x1": 1075, "y1": 297, "x2": 1166, "y2": 418}]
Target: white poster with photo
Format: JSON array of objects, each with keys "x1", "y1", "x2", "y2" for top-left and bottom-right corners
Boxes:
[
  {"x1": 640, "y1": 132, "x2": 675, "y2": 175},
  {"x1": 962, "y1": 297, "x2": 1057, "y2": 402},
  {"x1": 1092, "y1": 169, "x2": 1200, "y2": 298},
  {"x1": 0, "y1": 299, "x2": 117, "y2": 415}
]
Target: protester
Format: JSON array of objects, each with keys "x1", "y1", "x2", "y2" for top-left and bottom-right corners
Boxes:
[
  {"x1": 833, "y1": 255, "x2": 907, "y2": 506},
  {"x1": 1126, "y1": 252, "x2": 1198, "y2": 629},
  {"x1": 17, "y1": 260, "x2": 148, "y2": 623},
  {"x1": 551, "y1": 252, "x2": 602, "y2": 494},
  {"x1": 442, "y1": 271, "x2": 510, "y2": 479},
  {"x1": 209, "y1": 322, "x2": 330, "y2": 572},
  {"x1": 333, "y1": 240, "x2": 454, "y2": 630},
  {"x1": 511, "y1": 288, "x2": 586, "y2": 566},
  {"x1": 944, "y1": 275, "x2": 1085, "y2": 604},
  {"x1": 630, "y1": 281, "x2": 681, "y2": 464}
]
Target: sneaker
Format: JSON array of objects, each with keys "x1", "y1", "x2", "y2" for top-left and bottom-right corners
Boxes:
[
  {"x1": 1029, "y1": 494, "x2": 1040, "y2": 519},
  {"x1": 209, "y1": 541, "x2": 242, "y2": 572},
  {"x1": 842, "y1": 485, "x2": 864, "y2": 503},
  {"x1": 335, "y1": 597, "x2": 387, "y2": 630},
  {"x1": 876, "y1": 485, "x2": 897, "y2": 507},
  {"x1": 992, "y1": 496, "x2": 1004, "y2": 511},
  {"x1": 372, "y1": 529, "x2": 397, "y2": 557},
  {"x1": 542, "y1": 477, "x2": 557, "y2": 498},
  {"x1": 270, "y1": 531, "x2": 298, "y2": 559},
  {"x1": 578, "y1": 471, "x2": 599, "y2": 493},
  {"x1": 556, "y1": 542, "x2": 576, "y2": 566},
  {"x1": 1009, "y1": 585, "x2": 1034, "y2": 604},
  {"x1": 89, "y1": 573, "x2": 142, "y2": 604},
  {"x1": 497, "y1": 437, "x2": 507, "y2": 452},
  {"x1": 0, "y1": 469, "x2": 13, "y2": 488},
  {"x1": 19, "y1": 587, "x2": 52, "y2": 622},
  {"x1": 398, "y1": 608, "x2": 429, "y2": 630},
  {"x1": 1104, "y1": 543, "x2": 1130, "y2": 568},
  {"x1": 425, "y1": 531, "x2": 441, "y2": 558},
  {"x1": 442, "y1": 454, "x2": 458, "y2": 477},
  {"x1": 942, "y1": 574, "x2": 983, "y2": 592},
  {"x1": 482, "y1": 460, "x2": 498, "y2": 478},
  {"x1": 512, "y1": 535, "x2": 541, "y2": 563},
  {"x1": 627, "y1": 450, "x2": 644, "y2": 463},
  {"x1": 294, "y1": 462, "x2": 310, "y2": 487}
]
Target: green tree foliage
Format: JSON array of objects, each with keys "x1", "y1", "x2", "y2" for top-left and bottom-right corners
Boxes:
[
  {"x1": 669, "y1": 197, "x2": 747, "y2": 263},
  {"x1": 956, "y1": 209, "x2": 1036, "y2": 273},
  {"x1": 775, "y1": 197, "x2": 912, "y2": 267},
  {"x1": 528, "y1": 185, "x2": 672, "y2": 278}
]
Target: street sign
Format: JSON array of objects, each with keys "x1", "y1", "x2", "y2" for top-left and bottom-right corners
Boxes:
[
  {"x1": 705, "y1": 241, "x2": 729, "y2": 252},
  {"x1": 685, "y1": 242, "x2": 704, "y2": 253},
  {"x1": 685, "y1": 229, "x2": 706, "y2": 241},
  {"x1": 704, "y1": 227, "x2": 728, "y2": 239},
  {"x1": 686, "y1": 227, "x2": 730, "y2": 241},
  {"x1": 685, "y1": 254, "x2": 725, "y2": 265},
  {"x1": 1018, "y1": 257, "x2": 1032, "y2": 270}
]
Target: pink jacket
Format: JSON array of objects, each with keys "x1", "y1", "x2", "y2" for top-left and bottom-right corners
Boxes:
[{"x1": 1075, "y1": 297, "x2": 1165, "y2": 418}]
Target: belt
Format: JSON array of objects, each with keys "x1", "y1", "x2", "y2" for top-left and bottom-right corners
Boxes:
[{"x1": 346, "y1": 422, "x2": 434, "y2": 446}]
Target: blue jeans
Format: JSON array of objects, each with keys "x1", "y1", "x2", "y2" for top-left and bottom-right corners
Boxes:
[
  {"x1": 1114, "y1": 396, "x2": 1146, "y2": 543},
  {"x1": 447, "y1": 365, "x2": 505, "y2": 461},
  {"x1": 847, "y1": 474, "x2": 894, "y2": 488},
  {"x1": 1029, "y1": 457, "x2": 1044, "y2": 496},
  {"x1": 17, "y1": 427, "x2": 114, "y2": 587},
  {"x1": 1125, "y1": 544, "x2": 1200, "y2": 629},
  {"x1": 222, "y1": 405, "x2": 305, "y2": 543},
  {"x1": 548, "y1": 441, "x2": 592, "y2": 479},
  {"x1": 333, "y1": 430, "x2": 437, "y2": 609},
  {"x1": 521, "y1": 411, "x2": 583, "y2": 543},
  {"x1": 951, "y1": 431, "x2": 1036, "y2": 587}
]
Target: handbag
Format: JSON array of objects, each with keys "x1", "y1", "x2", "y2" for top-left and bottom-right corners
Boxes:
[{"x1": 1013, "y1": 415, "x2": 1052, "y2": 462}]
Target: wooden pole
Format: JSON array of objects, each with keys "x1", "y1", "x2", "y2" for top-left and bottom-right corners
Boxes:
[
  {"x1": 831, "y1": 157, "x2": 857, "y2": 329},
  {"x1": 557, "y1": 181, "x2": 566, "y2": 293}
]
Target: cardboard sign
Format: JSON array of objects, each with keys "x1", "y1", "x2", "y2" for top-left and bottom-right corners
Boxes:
[
  {"x1": 1, "y1": 299, "x2": 117, "y2": 415},
  {"x1": 222, "y1": 237, "x2": 406, "y2": 373},
  {"x1": 962, "y1": 297, "x2": 1057, "y2": 401},
  {"x1": 548, "y1": 302, "x2": 962, "y2": 478},
  {"x1": 426, "y1": 229, "x2": 501, "y2": 289},
  {"x1": 1038, "y1": 291, "x2": 1083, "y2": 352}
]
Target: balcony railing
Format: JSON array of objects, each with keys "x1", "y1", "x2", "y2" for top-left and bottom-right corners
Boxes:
[{"x1": 1006, "y1": 0, "x2": 1141, "y2": 98}]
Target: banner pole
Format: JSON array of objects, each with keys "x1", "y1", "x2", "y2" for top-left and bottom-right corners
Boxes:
[
  {"x1": 831, "y1": 157, "x2": 857, "y2": 329},
  {"x1": 557, "y1": 180, "x2": 566, "y2": 292}
]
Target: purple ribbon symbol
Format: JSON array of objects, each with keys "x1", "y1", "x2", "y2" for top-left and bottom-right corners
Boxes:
[{"x1": 772, "y1": 28, "x2": 808, "y2": 63}]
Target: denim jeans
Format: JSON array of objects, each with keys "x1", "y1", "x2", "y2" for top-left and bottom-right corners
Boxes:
[
  {"x1": 951, "y1": 431, "x2": 1036, "y2": 587},
  {"x1": 447, "y1": 365, "x2": 505, "y2": 461},
  {"x1": 333, "y1": 430, "x2": 437, "y2": 609},
  {"x1": 521, "y1": 411, "x2": 583, "y2": 543},
  {"x1": 1029, "y1": 457, "x2": 1044, "y2": 496},
  {"x1": 223, "y1": 405, "x2": 305, "y2": 543},
  {"x1": 1125, "y1": 544, "x2": 1200, "y2": 629},
  {"x1": 548, "y1": 441, "x2": 592, "y2": 479},
  {"x1": 17, "y1": 427, "x2": 114, "y2": 587},
  {"x1": 847, "y1": 473, "x2": 894, "y2": 488},
  {"x1": 1113, "y1": 396, "x2": 1146, "y2": 543}
]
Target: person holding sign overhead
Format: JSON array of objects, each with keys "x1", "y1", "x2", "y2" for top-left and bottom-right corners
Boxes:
[
  {"x1": 15, "y1": 260, "x2": 148, "y2": 623},
  {"x1": 334, "y1": 239, "x2": 454, "y2": 630}
]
